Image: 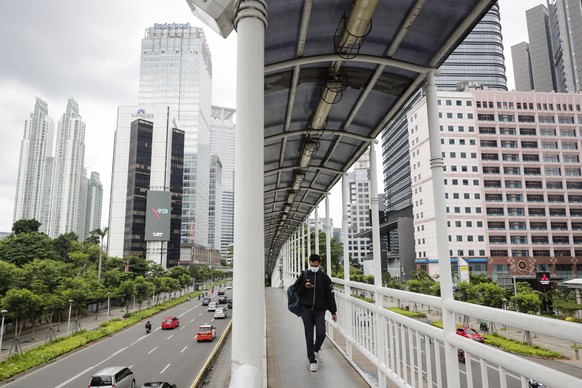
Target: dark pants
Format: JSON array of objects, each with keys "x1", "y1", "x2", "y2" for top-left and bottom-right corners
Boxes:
[{"x1": 300, "y1": 307, "x2": 326, "y2": 363}]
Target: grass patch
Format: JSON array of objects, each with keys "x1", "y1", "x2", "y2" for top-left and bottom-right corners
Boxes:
[
  {"x1": 484, "y1": 332, "x2": 561, "y2": 358},
  {"x1": 351, "y1": 294, "x2": 375, "y2": 303},
  {"x1": 388, "y1": 307, "x2": 427, "y2": 318},
  {"x1": 0, "y1": 291, "x2": 203, "y2": 382}
]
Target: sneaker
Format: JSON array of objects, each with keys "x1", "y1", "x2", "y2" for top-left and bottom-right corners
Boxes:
[
  {"x1": 309, "y1": 363, "x2": 318, "y2": 372},
  {"x1": 315, "y1": 351, "x2": 321, "y2": 361}
]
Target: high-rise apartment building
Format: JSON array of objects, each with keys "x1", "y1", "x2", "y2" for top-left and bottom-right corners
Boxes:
[
  {"x1": 108, "y1": 106, "x2": 184, "y2": 267},
  {"x1": 410, "y1": 89, "x2": 582, "y2": 284},
  {"x1": 346, "y1": 152, "x2": 372, "y2": 263},
  {"x1": 380, "y1": 4, "x2": 506, "y2": 277},
  {"x1": 208, "y1": 154, "x2": 222, "y2": 251},
  {"x1": 512, "y1": 1, "x2": 582, "y2": 93},
  {"x1": 210, "y1": 106, "x2": 235, "y2": 257},
  {"x1": 13, "y1": 98, "x2": 55, "y2": 233},
  {"x1": 138, "y1": 23, "x2": 212, "y2": 252}
]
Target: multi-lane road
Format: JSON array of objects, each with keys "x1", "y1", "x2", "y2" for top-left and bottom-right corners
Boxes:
[{"x1": 1, "y1": 288, "x2": 232, "y2": 388}]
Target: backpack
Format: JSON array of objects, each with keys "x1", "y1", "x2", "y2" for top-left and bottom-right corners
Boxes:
[{"x1": 287, "y1": 271, "x2": 307, "y2": 317}]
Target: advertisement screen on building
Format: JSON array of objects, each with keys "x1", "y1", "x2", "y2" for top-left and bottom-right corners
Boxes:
[{"x1": 145, "y1": 191, "x2": 171, "y2": 241}]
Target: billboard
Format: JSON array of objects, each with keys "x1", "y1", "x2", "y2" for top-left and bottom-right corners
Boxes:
[{"x1": 145, "y1": 190, "x2": 172, "y2": 241}]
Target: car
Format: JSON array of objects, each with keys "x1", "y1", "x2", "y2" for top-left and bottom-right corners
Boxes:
[
  {"x1": 227, "y1": 299, "x2": 232, "y2": 309},
  {"x1": 141, "y1": 383, "x2": 177, "y2": 388},
  {"x1": 202, "y1": 297, "x2": 211, "y2": 306},
  {"x1": 207, "y1": 301, "x2": 217, "y2": 311},
  {"x1": 217, "y1": 290, "x2": 225, "y2": 295},
  {"x1": 456, "y1": 327, "x2": 484, "y2": 343},
  {"x1": 214, "y1": 307, "x2": 227, "y2": 319},
  {"x1": 226, "y1": 285, "x2": 232, "y2": 289},
  {"x1": 161, "y1": 316, "x2": 180, "y2": 330},
  {"x1": 196, "y1": 324, "x2": 217, "y2": 342},
  {"x1": 218, "y1": 295, "x2": 228, "y2": 304},
  {"x1": 89, "y1": 366, "x2": 135, "y2": 388}
]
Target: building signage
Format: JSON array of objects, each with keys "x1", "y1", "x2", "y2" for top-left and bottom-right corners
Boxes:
[
  {"x1": 145, "y1": 191, "x2": 172, "y2": 241},
  {"x1": 154, "y1": 23, "x2": 191, "y2": 30},
  {"x1": 131, "y1": 108, "x2": 154, "y2": 119}
]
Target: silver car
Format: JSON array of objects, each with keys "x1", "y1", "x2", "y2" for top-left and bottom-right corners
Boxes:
[{"x1": 89, "y1": 366, "x2": 135, "y2": 388}]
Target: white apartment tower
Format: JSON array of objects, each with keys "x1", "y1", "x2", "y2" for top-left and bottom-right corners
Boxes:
[
  {"x1": 48, "y1": 98, "x2": 86, "y2": 238},
  {"x1": 138, "y1": 23, "x2": 212, "y2": 251},
  {"x1": 210, "y1": 106, "x2": 235, "y2": 256},
  {"x1": 13, "y1": 98, "x2": 55, "y2": 233},
  {"x1": 347, "y1": 151, "x2": 372, "y2": 263},
  {"x1": 83, "y1": 171, "x2": 103, "y2": 240}
]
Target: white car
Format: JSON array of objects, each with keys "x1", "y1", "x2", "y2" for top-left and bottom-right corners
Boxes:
[
  {"x1": 207, "y1": 302, "x2": 217, "y2": 312},
  {"x1": 214, "y1": 307, "x2": 227, "y2": 319}
]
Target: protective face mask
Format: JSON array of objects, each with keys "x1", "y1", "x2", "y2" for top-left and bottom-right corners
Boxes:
[{"x1": 310, "y1": 266, "x2": 320, "y2": 273}]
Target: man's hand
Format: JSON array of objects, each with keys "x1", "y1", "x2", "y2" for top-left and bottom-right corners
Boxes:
[{"x1": 332, "y1": 314, "x2": 337, "y2": 322}]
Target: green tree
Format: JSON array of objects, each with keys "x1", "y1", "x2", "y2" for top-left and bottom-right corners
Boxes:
[
  {"x1": 309, "y1": 231, "x2": 343, "y2": 274},
  {"x1": 454, "y1": 281, "x2": 479, "y2": 302},
  {"x1": 12, "y1": 219, "x2": 41, "y2": 235},
  {"x1": 53, "y1": 232, "x2": 80, "y2": 261},
  {"x1": 0, "y1": 232, "x2": 58, "y2": 266},
  {"x1": 2, "y1": 288, "x2": 44, "y2": 339},
  {"x1": 478, "y1": 282, "x2": 506, "y2": 308},
  {"x1": 134, "y1": 276, "x2": 155, "y2": 309},
  {"x1": 511, "y1": 291, "x2": 541, "y2": 313},
  {"x1": 0, "y1": 260, "x2": 23, "y2": 295},
  {"x1": 21, "y1": 258, "x2": 73, "y2": 294},
  {"x1": 116, "y1": 279, "x2": 137, "y2": 313}
]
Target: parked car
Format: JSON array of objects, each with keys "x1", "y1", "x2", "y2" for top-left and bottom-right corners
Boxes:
[
  {"x1": 202, "y1": 297, "x2": 211, "y2": 306},
  {"x1": 196, "y1": 324, "x2": 217, "y2": 342},
  {"x1": 218, "y1": 295, "x2": 228, "y2": 304},
  {"x1": 456, "y1": 327, "x2": 484, "y2": 343},
  {"x1": 161, "y1": 316, "x2": 180, "y2": 330},
  {"x1": 207, "y1": 302, "x2": 217, "y2": 312},
  {"x1": 214, "y1": 307, "x2": 227, "y2": 319},
  {"x1": 89, "y1": 366, "x2": 135, "y2": 388},
  {"x1": 141, "y1": 383, "x2": 177, "y2": 388}
]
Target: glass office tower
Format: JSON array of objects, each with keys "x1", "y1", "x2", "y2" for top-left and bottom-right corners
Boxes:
[{"x1": 138, "y1": 23, "x2": 212, "y2": 250}]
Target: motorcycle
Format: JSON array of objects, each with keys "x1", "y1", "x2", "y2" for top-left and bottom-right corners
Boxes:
[
  {"x1": 146, "y1": 328, "x2": 151, "y2": 334},
  {"x1": 528, "y1": 379, "x2": 542, "y2": 388},
  {"x1": 479, "y1": 320, "x2": 489, "y2": 333}
]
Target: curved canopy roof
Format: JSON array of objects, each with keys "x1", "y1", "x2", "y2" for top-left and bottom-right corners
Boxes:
[{"x1": 260, "y1": 0, "x2": 496, "y2": 274}]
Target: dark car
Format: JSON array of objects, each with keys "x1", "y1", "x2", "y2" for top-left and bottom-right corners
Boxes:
[
  {"x1": 202, "y1": 297, "x2": 211, "y2": 306},
  {"x1": 227, "y1": 298, "x2": 232, "y2": 309},
  {"x1": 456, "y1": 327, "x2": 484, "y2": 343},
  {"x1": 141, "y1": 383, "x2": 177, "y2": 388},
  {"x1": 217, "y1": 290, "x2": 225, "y2": 295},
  {"x1": 218, "y1": 295, "x2": 228, "y2": 304}
]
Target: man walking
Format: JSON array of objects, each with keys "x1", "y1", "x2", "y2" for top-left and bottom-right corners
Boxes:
[{"x1": 293, "y1": 253, "x2": 337, "y2": 372}]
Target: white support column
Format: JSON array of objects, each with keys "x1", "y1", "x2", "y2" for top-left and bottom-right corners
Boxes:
[
  {"x1": 369, "y1": 140, "x2": 386, "y2": 387},
  {"x1": 301, "y1": 222, "x2": 305, "y2": 265},
  {"x1": 315, "y1": 207, "x2": 320, "y2": 254},
  {"x1": 426, "y1": 70, "x2": 459, "y2": 386},
  {"x1": 342, "y1": 173, "x2": 352, "y2": 358},
  {"x1": 307, "y1": 218, "x2": 311, "y2": 260},
  {"x1": 231, "y1": 2, "x2": 267, "y2": 386},
  {"x1": 325, "y1": 194, "x2": 332, "y2": 270}
]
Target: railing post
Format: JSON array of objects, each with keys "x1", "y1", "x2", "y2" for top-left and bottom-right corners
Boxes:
[
  {"x1": 342, "y1": 173, "x2": 353, "y2": 358},
  {"x1": 315, "y1": 206, "x2": 320, "y2": 254},
  {"x1": 325, "y1": 193, "x2": 332, "y2": 270},
  {"x1": 426, "y1": 70, "x2": 460, "y2": 386}
]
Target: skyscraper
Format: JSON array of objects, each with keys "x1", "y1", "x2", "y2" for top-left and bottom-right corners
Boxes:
[
  {"x1": 83, "y1": 171, "x2": 103, "y2": 240},
  {"x1": 210, "y1": 106, "x2": 235, "y2": 257},
  {"x1": 108, "y1": 106, "x2": 184, "y2": 267},
  {"x1": 138, "y1": 23, "x2": 212, "y2": 252},
  {"x1": 48, "y1": 98, "x2": 86, "y2": 238},
  {"x1": 208, "y1": 154, "x2": 222, "y2": 251},
  {"x1": 380, "y1": 4, "x2": 506, "y2": 273},
  {"x1": 13, "y1": 98, "x2": 55, "y2": 233}
]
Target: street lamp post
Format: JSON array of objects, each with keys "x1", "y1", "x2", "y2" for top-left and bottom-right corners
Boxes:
[
  {"x1": 107, "y1": 292, "x2": 111, "y2": 318},
  {"x1": 0, "y1": 309, "x2": 7, "y2": 355},
  {"x1": 67, "y1": 300, "x2": 73, "y2": 334}
]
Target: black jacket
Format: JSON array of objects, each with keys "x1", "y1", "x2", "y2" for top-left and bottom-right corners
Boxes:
[{"x1": 293, "y1": 269, "x2": 337, "y2": 314}]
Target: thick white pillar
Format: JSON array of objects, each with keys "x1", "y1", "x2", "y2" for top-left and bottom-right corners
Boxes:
[
  {"x1": 426, "y1": 71, "x2": 459, "y2": 386},
  {"x1": 342, "y1": 173, "x2": 352, "y2": 357},
  {"x1": 315, "y1": 207, "x2": 320, "y2": 254},
  {"x1": 301, "y1": 222, "x2": 305, "y2": 266},
  {"x1": 307, "y1": 219, "x2": 311, "y2": 259},
  {"x1": 231, "y1": 1, "x2": 267, "y2": 386},
  {"x1": 369, "y1": 141, "x2": 386, "y2": 387},
  {"x1": 325, "y1": 194, "x2": 332, "y2": 270}
]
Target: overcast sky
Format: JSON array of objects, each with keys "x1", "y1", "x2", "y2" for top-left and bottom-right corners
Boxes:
[{"x1": 0, "y1": 0, "x2": 543, "y2": 233}]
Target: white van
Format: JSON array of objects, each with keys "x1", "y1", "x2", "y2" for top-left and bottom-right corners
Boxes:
[{"x1": 89, "y1": 366, "x2": 135, "y2": 388}]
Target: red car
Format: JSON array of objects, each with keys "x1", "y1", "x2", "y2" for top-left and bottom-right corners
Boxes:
[
  {"x1": 196, "y1": 324, "x2": 216, "y2": 342},
  {"x1": 456, "y1": 327, "x2": 484, "y2": 343},
  {"x1": 161, "y1": 316, "x2": 180, "y2": 330}
]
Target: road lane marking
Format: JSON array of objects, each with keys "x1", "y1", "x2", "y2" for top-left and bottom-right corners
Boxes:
[
  {"x1": 54, "y1": 347, "x2": 128, "y2": 388},
  {"x1": 191, "y1": 318, "x2": 196, "y2": 322},
  {"x1": 167, "y1": 334, "x2": 174, "y2": 340},
  {"x1": 180, "y1": 325, "x2": 186, "y2": 330},
  {"x1": 161, "y1": 363, "x2": 171, "y2": 374},
  {"x1": 148, "y1": 346, "x2": 158, "y2": 354},
  {"x1": 181, "y1": 346, "x2": 188, "y2": 353}
]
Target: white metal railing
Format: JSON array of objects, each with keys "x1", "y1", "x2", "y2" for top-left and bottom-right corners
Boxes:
[{"x1": 282, "y1": 273, "x2": 582, "y2": 388}]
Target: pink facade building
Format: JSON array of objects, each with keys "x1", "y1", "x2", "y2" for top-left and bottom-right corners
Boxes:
[{"x1": 410, "y1": 89, "x2": 582, "y2": 285}]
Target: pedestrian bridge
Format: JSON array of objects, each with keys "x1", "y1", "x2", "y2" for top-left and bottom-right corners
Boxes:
[{"x1": 185, "y1": 1, "x2": 582, "y2": 387}]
